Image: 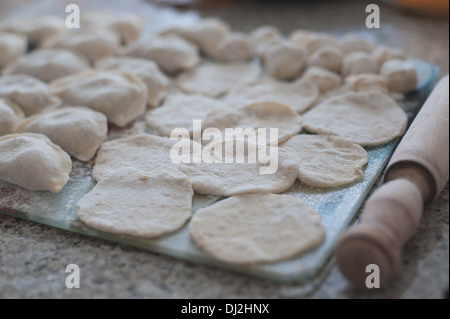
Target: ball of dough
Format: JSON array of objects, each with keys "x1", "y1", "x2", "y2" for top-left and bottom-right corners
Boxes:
[
  {"x1": 249, "y1": 25, "x2": 283, "y2": 58},
  {"x1": 341, "y1": 52, "x2": 378, "y2": 77},
  {"x1": 290, "y1": 31, "x2": 337, "y2": 55},
  {"x1": 263, "y1": 41, "x2": 308, "y2": 80},
  {"x1": 344, "y1": 73, "x2": 388, "y2": 93},
  {"x1": 380, "y1": 59, "x2": 418, "y2": 93},
  {"x1": 212, "y1": 32, "x2": 253, "y2": 62},
  {"x1": 301, "y1": 67, "x2": 341, "y2": 94},
  {"x1": 0, "y1": 99, "x2": 24, "y2": 136},
  {"x1": 371, "y1": 45, "x2": 405, "y2": 68},
  {"x1": 0, "y1": 32, "x2": 26, "y2": 69},
  {"x1": 307, "y1": 44, "x2": 344, "y2": 73},
  {"x1": 339, "y1": 35, "x2": 375, "y2": 54}
]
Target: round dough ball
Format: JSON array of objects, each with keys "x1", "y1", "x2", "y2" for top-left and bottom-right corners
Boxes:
[
  {"x1": 0, "y1": 32, "x2": 27, "y2": 69},
  {"x1": 263, "y1": 41, "x2": 307, "y2": 80},
  {"x1": 301, "y1": 67, "x2": 341, "y2": 94},
  {"x1": 189, "y1": 194, "x2": 325, "y2": 264},
  {"x1": 281, "y1": 134, "x2": 368, "y2": 188},
  {"x1": 290, "y1": 31, "x2": 337, "y2": 55},
  {"x1": 339, "y1": 35, "x2": 375, "y2": 54},
  {"x1": 249, "y1": 25, "x2": 283, "y2": 58},
  {"x1": 344, "y1": 73, "x2": 388, "y2": 93},
  {"x1": 303, "y1": 91, "x2": 408, "y2": 146},
  {"x1": 0, "y1": 99, "x2": 24, "y2": 136},
  {"x1": 212, "y1": 32, "x2": 253, "y2": 62},
  {"x1": 3, "y1": 48, "x2": 90, "y2": 83},
  {"x1": 341, "y1": 52, "x2": 378, "y2": 77},
  {"x1": 307, "y1": 44, "x2": 344, "y2": 73},
  {"x1": 380, "y1": 59, "x2": 418, "y2": 93},
  {"x1": 77, "y1": 171, "x2": 193, "y2": 238},
  {"x1": 371, "y1": 45, "x2": 405, "y2": 68}
]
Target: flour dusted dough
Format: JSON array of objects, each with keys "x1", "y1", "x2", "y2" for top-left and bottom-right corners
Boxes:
[
  {"x1": 371, "y1": 45, "x2": 405, "y2": 68},
  {"x1": 3, "y1": 49, "x2": 90, "y2": 83},
  {"x1": 146, "y1": 94, "x2": 227, "y2": 137},
  {"x1": 339, "y1": 35, "x2": 375, "y2": 54},
  {"x1": 204, "y1": 101, "x2": 303, "y2": 145},
  {"x1": 263, "y1": 40, "x2": 307, "y2": 80},
  {"x1": 307, "y1": 45, "x2": 343, "y2": 73},
  {"x1": 77, "y1": 170, "x2": 193, "y2": 238},
  {"x1": 180, "y1": 144, "x2": 298, "y2": 196},
  {"x1": 212, "y1": 33, "x2": 253, "y2": 62},
  {"x1": 290, "y1": 31, "x2": 337, "y2": 55},
  {"x1": 0, "y1": 32, "x2": 26, "y2": 69},
  {"x1": 341, "y1": 52, "x2": 378, "y2": 77},
  {"x1": 177, "y1": 62, "x2": 260, "y2": 97},
  {"x1": 0, "y1": 133, "x2": 71, "y2": 192},
  {"x1": 0, "y1": 99, "x2": 24, "y2": 136},
  {"x1": 303, "y1": 91, "x2": 407, "y2": 146},
  {"x1": 123, "y1": 35, "x2": 200, "y2": 74},
  {"x1": 93, "y1": 134, "x2": 194, "y2": 181},
  {"x1": 300, "y1": 67, "x2": 341, "y2": 94},
  {"x1": 41, "y1": 28, "x2": 120, "y2": 64},
  {"x1": 49, "y1": 70, "x2": 147, "y2": 127},
  {"x1": 0, "y1": 75, "x2": 61, "y2": 116},
  {"x1": 344, "y1": 73, "x2": 388, "y2": 93},
  {"x1": 189, "y1": 194, "x2": 325, "y2": 264},
  {"x1": 96, "y1": 56, "x2": 170, "y2": 108},
  {"x1": 249, "y1": 25, "x2": 282, "y2": 58},
  {"x1": 226, "y1": 78, "x2": 319, "y2": 113},
  {"x1": 281, "y1": 135, "x2": 368, "y2": 188},
  {"x1": 380, "y1": 59, "x2": 418, "y2": 93},
  {"x1": 15, "y1": 106, "x2": 108, "y2": 161}
]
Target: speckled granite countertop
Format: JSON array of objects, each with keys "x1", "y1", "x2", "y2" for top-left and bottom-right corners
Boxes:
[{"x1": 0, "y1": 0, "x2": 448, "y2": 299}]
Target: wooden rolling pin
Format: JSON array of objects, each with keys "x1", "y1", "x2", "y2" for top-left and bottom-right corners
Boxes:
[{"x1": 336, "y1": 75, "x2": 449, "y2": 288}]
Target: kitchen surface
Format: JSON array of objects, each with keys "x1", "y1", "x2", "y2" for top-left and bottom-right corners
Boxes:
[{"x1": 0, "y1": 0, "x2": 448, "y2": 299}]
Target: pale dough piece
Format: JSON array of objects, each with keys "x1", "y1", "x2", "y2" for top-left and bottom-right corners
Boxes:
[
  {"x1": 281, "y1": 134, "x2": 368, "y2": 188},
  {"x1": 339, "y1": 35, "x2": 375, "y2": 54},
  {"x1": 92, "y1": 134, "x2": 195, "y2": 181},
  {"x1": 300, "y1": 67, "x2": 341, "y2": 94},
  {"x1": 0, "y1": 99, "x2": 24, "y2": 136},
  {"x1": 177, "y1": 62, "x2": 260, "y2": 97},
  {"x1": 303, "y1": 91, "x2": 407, "y2": 146},
  {"x1": 146, "y1": 94, "x2": 227, "y2": 137},
  {"x1": 371, "y1": 45, "x2": 405, "y2": 68},
  {"x1": 0, "y1": 133, "x2": 71, "y2": 192},
  {"x1": 160, "y1": 18, "x2": 230, "y2": 56},
  {"x1": 0, "y1": 75, "x2": 61, "y2": 116},
  {"x1": 226, "y1": 78, "x2": 319, "y2": 113},
  {"x1": 96, "y1": 56, "x2": 170, "y2": 108},
  {"x1": 341, "y1": 52, "x2": 378, "y2": 77},
  {"x1": 77, "y1": 170, "x2": 193, "y2": 238},
  {"x1": 180, "y1": 143, "x2": 298, "y2": 196},
  {"x1": 249, "y1": 25, "x2": 283, "y2": 58},
  {"x1": 0, "y1": 16, "x2": 64, "y2": 46},
  {"x1": 290, "y1": 31, "x2": 338, "y2": 55},
  {"x1": 81, "y1": 11, "x2": 144, "y2": 45},
  {"x1": 41, "y1": 28, "x2": 120, "y2": 64},
  {"x1": 212, "y1": 32, "x2": 253, "y2": 62},
  {"x1": 203, "y1": 101, "x2": 303, "y2": 145},
  {"x1": 344, "y1": 73, "x2": 388, "y2": 93},
  {"x1": 49, "y1": 70, "x2": 147, "y2": 127},
  {"x1": 3, "y1": 49, "x2": 90, "y2": 83},
  {"x1": 0, "y1": 32, "x2": 27, "y2": 69},
  {"x1": 189, "y1": 194, "x2": 325, "y2": 264},
  {"x1": 380, "y1": 59, "x2": 418, "y2": 93},
  {"x1": 307, "y1": 45, "x2": 344, "y2": 73},
  {"x1": 123, "y1": 34, "x2": 200, "y2": 74},
  {"x1": 263, "y1": 40, "x2": 307, "y2": 80},
  {"x1": 14, "y1": 106, "x2": 108, "y2": 161}
]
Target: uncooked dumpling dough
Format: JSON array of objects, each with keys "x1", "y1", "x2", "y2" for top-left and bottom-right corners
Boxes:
[
  {"x1": 14, "y1": 106, "x2": 108, "y2": 161},
  {"x1": 189, "y1": 194, "x2": 325, "y2": 264},
  {"x1": 49, "y1": 70, "x2": 147, "y2": 127},
  {"x1": 41, "y1": 28, "x2": 120, "y2": 64},
  {"x1": 339, "y1": 35, "x2": 375, "y2": 54},
  {"x1": 290, "y1": 31, "x2": 337, "y2": 55},
  {"x1": 307, "y1": 45, "x2": 343, "y2": 73},
  {"x1": 96, "y1": 56, "x2": 170, "y2": 108},
  {"x1": 203, "y1": 101, "x2": 303, "y2": 145},
  {"x1": 123, "y1": 34, "x2": 200, "y2": 74},
  {"x1": 0, "y1": 32, "x2": 27, "y2": 69},
  {"x1": 93, "y1": 134, "x2": 194, "y2": 181},
  {"x1": 0, "y1": 99, "x2": 24, "y2": 136},
  {"x1": 212, "y1": 32, "x2": 253, "y2": 62},
  {"x1": 303, "y1": 91, "x2": 407, "y2": 146},
  {"x1": 146, "y1": 94, "x2": 227, "y2": 137},
  {"x1": 300, "y1": 67, "x2": 341, "y2": 94},
  {"x1": 281, "y1": 135, "x2": 368, "y2": 188},
  {"x1": 371, "y1": 45, "x2": 405, "y2": 68},
  {"x1": 180, "y1": 142, "x2": 298, "y2": 196},
  {"x1": 344, "y1": 73, "x2": 388, "y2": 93},
  {"x1": 341, "y1": 52, "x2": 378, "y2": 77},
  {"x1": 380, "y1": 59, "x2": 418, "y2": 93},
  {"x1": 263, "y1": 40, "x2": 307, "y2": 80},
  {"x1": 0, "y1": 75, "x2": 61, "y2": 116},
  {"x1": 177, "y1": 62, "x2": 260, "y2": 97},
  {"x1": 249, "y1": 25, "x2": 282, "y2": 58},
  {"x1": 226, "y1": 78, "x2": 319, "y2": 113},
  {"x1": 3, "y1": 49, "x2": 90, "y2": 83},
  {"x1": 77, "y1": 170, "x2": 193, "y2": 238},
  {"x1": 0, "y1": 133, "x2": 71, "y2": 192}
]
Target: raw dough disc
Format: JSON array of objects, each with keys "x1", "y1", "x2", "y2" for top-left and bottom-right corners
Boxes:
[
  {"x1": 146, "y1": 94, "x2": 227, "y2": 137},
  {"x1": 303, "y1": 92, "x2": 407, "y2": 146},
  {"x1": 189, "y1": 193, "x2": 325, "y2": 264},
  {"x1": 281, "y1": 134, "x2": 368, "y2": 188},
  {"x1": 177, "y1": 62, "x2": 260, "y2": 97},
  {"x1": 77, "y1": 170, "x2": 193, "y2": 238},
  {"x1": 226, "y1": 78, "x2": 318, "y2": 113}
]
